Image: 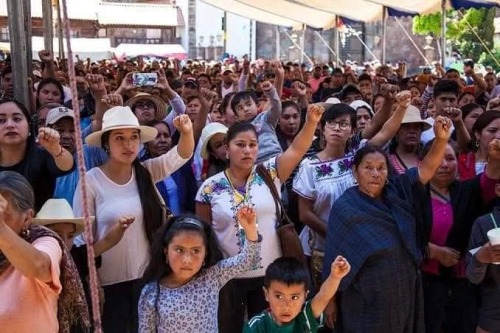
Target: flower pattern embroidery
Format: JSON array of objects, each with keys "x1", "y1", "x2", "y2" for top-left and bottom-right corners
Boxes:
[
  {"x1": 315, "y1": 164, "x2": 334, "y2": 179},
  {"x1": 338, "y1": 158, "x2": 354, "y2": 174},
  {"x1": 199, "y1": 178, "x2": 230, "y2": 202}
]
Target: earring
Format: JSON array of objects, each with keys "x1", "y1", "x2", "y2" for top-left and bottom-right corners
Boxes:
[
  {"x1": 474, "y1": 140, "x2": 480, "y2": 150},
  {"x1": 21, "y1": 228, "x2": 30, "y2": 238},
  {"x1": 202, "y1": 260, "x2": 206, "y2": 266},
  {"x1": 386, "y1": 179, "x2": 389, "y2": 185},
  {"x1": 225, "y1": 152, "x2": 229, "y2": 159}
]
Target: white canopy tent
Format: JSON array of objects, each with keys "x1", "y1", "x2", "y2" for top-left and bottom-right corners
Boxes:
[
  {"x1": 199, "y1": 0, "x2": 300, "y2": 28},
  {"x1": 113, "y1": 44, "x2": 188, "y2": 60},
  {"x1": 234, "y1": 0, "x2": 336, "y2": 29},
  {"x1": 31, "y1": 37, "x2": 111, "y2": 61}
]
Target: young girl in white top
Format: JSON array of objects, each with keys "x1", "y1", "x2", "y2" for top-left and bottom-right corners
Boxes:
[
  {"x1": 138, "y1": 207, "x2": 261, "y2": 333},
  {"x1": 73, "y1": 106, "x2": 194, "y2": 333}
]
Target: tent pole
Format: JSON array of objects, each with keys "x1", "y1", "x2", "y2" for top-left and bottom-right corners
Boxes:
[
  {"x1": 42, "y1": 0, "x2": 54, "y2": 54},
  {"x1": 441, "y1": 0, "x2": 446, "y2": 67},
  {"x1": 275, "y1": 26, "x2": 280, "y2": 59},
  {"x1": 382, "y1": 6, "x2": 386, "y2": 64},
  {"x1": 300, "y1": 24, "x2": 305, "y2": 64},
  {"x1": 334, "y1": 17, "x2": 340, "y2": 66},
  {"x1": 7, "y1": 0, "x2": 30, "y2": 107}
]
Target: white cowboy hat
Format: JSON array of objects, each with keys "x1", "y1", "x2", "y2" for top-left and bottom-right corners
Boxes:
[
  {"x1": 199, "y1": 122, "x2": 228, "y2": 159},
  {"x1": 401, "y1": 105, "x2": 432, "y2": 131},
  {"x1": 85, "y1": 106, "x2": 158, "y2": 147},
  {"x1": 32, "y1": 199, "x2": 94, "y2": 236}
]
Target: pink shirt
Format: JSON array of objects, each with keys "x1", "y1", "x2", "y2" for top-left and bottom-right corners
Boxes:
[
  {"x1": 424, "y1": 198, "x2": 454, "y2": 276},
  {"x1": 0, "y1": 236, "x2": 62, "y2": 333}
]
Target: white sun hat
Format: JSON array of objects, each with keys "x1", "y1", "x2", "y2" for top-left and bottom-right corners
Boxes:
[
  {"x1": 32, "y1": 199, "x2": 94, "y2": 236},
  {"x1": 199, "y1": 122, "x2": 228, "y2": 160},
  {"x1": 85, "y1": 106, "x2": 158, "y2": 147}
]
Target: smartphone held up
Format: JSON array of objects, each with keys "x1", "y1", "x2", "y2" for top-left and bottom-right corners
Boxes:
[{"x1": 132, "y1": 72, "x2": 158, "y2": 87}]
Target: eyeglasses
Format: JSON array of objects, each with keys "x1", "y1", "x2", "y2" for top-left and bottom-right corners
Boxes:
[
  {"x1": 324, "y1": 120, "x2": 351, "y2": 130},
  {"x1": 134, "y1": 102, "x2": 155, "y2": 110}
]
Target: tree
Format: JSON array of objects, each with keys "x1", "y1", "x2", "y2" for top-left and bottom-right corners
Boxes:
[
  {"x1": 479, "y1": 48, "x2": 500, "y2": 71},
  {"x1": 413, "y1": 8, "x2": 495, "y2": 61}
]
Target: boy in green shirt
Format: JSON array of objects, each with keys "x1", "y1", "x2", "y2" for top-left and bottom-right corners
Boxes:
[{"x1": 244, "y1": 255, "x2": 350, "y2": 332}]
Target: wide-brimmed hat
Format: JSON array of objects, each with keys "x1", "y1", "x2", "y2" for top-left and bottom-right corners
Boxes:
[
  {"x1": 33, "y1": 199, "x2": 94, "y2": 236},
  {"x1": 199, "y1": 122, "x2": 228, "y2": 159},
  {"x1": 124, "y1": 92, "x2": 167, "y2": 121},
  {"x1": 85, "y1": 106, "x2": 158, "y2": 147},
  {"x1": 401, "y1": 105, "x2": 432, "y2": 130},
  {"x1": 45, "y1": 106, "x2": 74, "y2": 126}
]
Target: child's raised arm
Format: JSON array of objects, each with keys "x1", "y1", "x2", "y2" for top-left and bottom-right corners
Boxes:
[
  {"x1": 311, "y1": 255, "x2": 351, "y2": 318},
  {"x1": 261, "y1": 80, "x2": 282, "y2": 127},
  {"x1": 237, "y1": 206, "x2": 258, "y2": 242},
  {"x1": 93, "y1": 215, "x2": 135, "y2": 257}
]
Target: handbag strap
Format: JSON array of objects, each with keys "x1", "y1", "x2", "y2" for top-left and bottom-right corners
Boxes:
[{"x1": 256, "y1": 164, "x2": 291, "y2": 228}]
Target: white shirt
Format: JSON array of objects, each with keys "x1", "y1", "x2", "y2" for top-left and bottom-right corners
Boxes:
[{"x1": 73, "y1": 146, "x2": 190, "y2": 286}]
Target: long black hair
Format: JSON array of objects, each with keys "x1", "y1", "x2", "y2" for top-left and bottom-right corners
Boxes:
[
  {"x1": 101, "y1": 131, "x2": 165, "y2": 245},
  {"x1": 142, "y1": 214, "x2": 223, "y2": 284}
]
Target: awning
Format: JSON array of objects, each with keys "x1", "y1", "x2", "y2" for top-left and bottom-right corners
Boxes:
[
  {"x1": 199, "y1": 0, "x2": 299, "y2": 28},
  {"x1": 234, "y1": 0, "x2": 336, "y2": 29},
  {"x1": 97, "y1": 2, "x2": 179, "y2": 27},
  {"x1": 113, "y1": 44, "x2": 187, "y2": 60}
]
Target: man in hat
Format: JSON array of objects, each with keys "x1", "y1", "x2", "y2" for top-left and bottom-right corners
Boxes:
[{"x1": 182, "y1": 77, "x2": 199, "y2": 98}]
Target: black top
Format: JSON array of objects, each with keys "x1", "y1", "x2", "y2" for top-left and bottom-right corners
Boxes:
[{"x1": 0, "y1": 147, "x2": 74, "y2": 212}]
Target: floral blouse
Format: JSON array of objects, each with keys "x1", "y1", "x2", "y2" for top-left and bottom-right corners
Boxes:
[
  {"x1": 293, "y1": 141, "x2": 366, "y2": 252},
  {"x1": 138, "y1": 237, "x2": 261, "y2": 333},
  {"x1": 195, "y1": 157, "x2": 282, "y2": 278}
]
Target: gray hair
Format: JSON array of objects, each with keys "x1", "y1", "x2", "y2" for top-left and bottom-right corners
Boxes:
[{"x1": 0, "y1": 171, "x2": 35, "y2": 212}]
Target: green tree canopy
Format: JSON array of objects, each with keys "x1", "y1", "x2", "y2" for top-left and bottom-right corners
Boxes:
[{"x1": 413, "y1": 8, "x2": 495, "y2": 61}]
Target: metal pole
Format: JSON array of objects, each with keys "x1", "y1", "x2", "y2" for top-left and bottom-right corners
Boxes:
[
  {"x1": 381, "y1": 7, "x2": 387, "y2": 64},
  {"x1": 300, "y1": 24, "x2": 305, "y2": 64},
  {"x1": 6, "y1": 0, "x2": 30, "y2": 106},
  {"x1": 441, "y1": 0, "x2": 446, "y2": 67},
  {"x1": 23, "y1": 0, "x2": 32, "y2": 80},
  {"x1": 56, "y1": 0, "x2": 64, "y2": 59},
  {"x1": 334, "y1": 18, "x2": 340, "y2": 66},
  {"x1": 223, "y1": 11, "x2": 227, "y2": 56},
  {"x1": 275, "y1": 26, "x2": 279, "y2": 59},
  {"x1": 42, "y1": 0, "x2": 54, "y2": 54}
]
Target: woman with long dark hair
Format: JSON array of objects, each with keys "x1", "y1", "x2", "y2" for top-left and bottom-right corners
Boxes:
[
  {"x1": 73, "y1": 106, "x2": 194, "y2": 333},
  {"x1": 0, "y1": 99, "x2": 74, "y2": 211}
]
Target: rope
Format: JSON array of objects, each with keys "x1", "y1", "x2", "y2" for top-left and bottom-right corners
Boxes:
[
  {"x1": 59, "y1": 0, "x2": 102, "y2": 331},
  {"x1": 457, "y1": 10, "x2": 500, "y2": 68}
]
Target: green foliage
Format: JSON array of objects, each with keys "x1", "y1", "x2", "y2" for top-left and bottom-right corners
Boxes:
[
  {"x1": 412, "y1": 8, "x2": 495, "y2": 61},
  {"x1": 479, "y1": 48, "x2": 500, "y2": 71}
]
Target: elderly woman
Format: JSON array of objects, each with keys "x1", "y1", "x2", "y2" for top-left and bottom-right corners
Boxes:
[
  {"x1": 0, "y1": 171, "x2": 88, "y2": 333},
  {"x1": 195, "y1": 104, "x2": 324, "y2": 333},
  {"x1": 323, "y1": 117, "x2": 453, "y2": 332}
]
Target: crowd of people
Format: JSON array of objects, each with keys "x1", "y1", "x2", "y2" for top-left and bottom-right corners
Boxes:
[{"x1": 0, "y1": 48, "x2": 500, "y2": 333}]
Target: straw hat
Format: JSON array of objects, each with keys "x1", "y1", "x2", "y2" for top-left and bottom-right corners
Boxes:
[
  {"x1": 33, "y1": 199, "x2": 94, "y2": 236},
  {"x1": 401, "y1": 105, "x2": 432, "y2": 130},
  {"x1": 85, "y1": 106, "x2": 158, "y2": 147},
  {"x1": 199, "y1": 122, "x2": 228, "y2": 159},
  {"x1": 124, "y1": 92, "x2": 167, "y2": 121}
]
